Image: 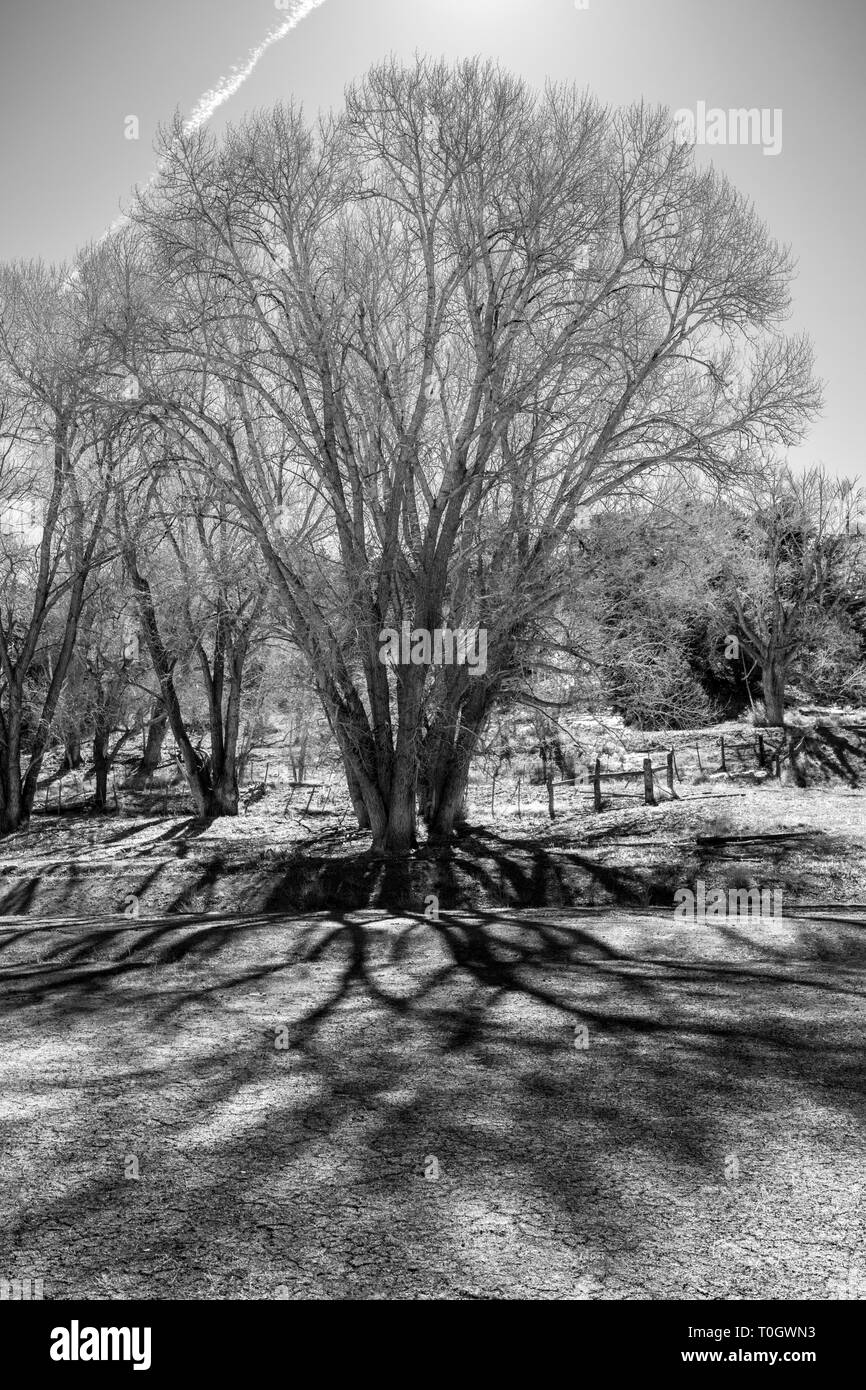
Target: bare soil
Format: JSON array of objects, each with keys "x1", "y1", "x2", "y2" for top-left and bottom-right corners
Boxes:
[
  {"x1": 0, "y1": 709, "x2": 863, "y2": 1299},
  {"x1": 0, "y1": 904, "x2": 863, "y2": 1299}
]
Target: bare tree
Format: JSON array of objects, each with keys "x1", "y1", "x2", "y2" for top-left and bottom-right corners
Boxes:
[
  {"x1": 0, "y1": 263, "x2": 113, "y2": 831},
  {"x1": 721, "y1": 463, "x2": 865, "y2": 725},
  {"x1": 113, "y1": 428, "x2": 267, "y2": 817},
  {"x1": 124, "y1": 58, "x2": 818, "y2": 851}
]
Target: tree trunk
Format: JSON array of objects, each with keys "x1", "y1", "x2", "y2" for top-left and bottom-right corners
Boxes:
[
  {"x1": 425, "y1": 741, "x2": 473, "y2": 840},
  {"x1": 376, "y1": 667, "x2": 426, "y2": 854},
  {"x1": 208, "y1": 647, "x2": 244, "y2": 817},
  {"x1": 181, "y1": 756, "x2": 213, "y2": 819},
  {"x1": 129, "y1": 699, "x2": 168, "y2": 788},
  {"x1": 211, "y1": 770, "x2": 239, "y2": 815},
  {"x1": 428, "y1": 772, "x2": 470, "y2": 840},
  {"x1": 60, "y1": 732, "x2": 82, "y2": 773},
  {"x1": 323, "y1": 696, "x2": 388, "y2": 841},
  {"x1": 381, "y1": 765, "x2": 417, "y2": 854},
  {"x1": 343, "y1": 758, "x2": 371, "y2": 830},
  {"x1": 0, "y1": 419, "x2": 107, "y2": 835},
  {"x1": 0, "y1": 699, "x2": 23, "y2": 833},
  {"x1": 125, "y1": 550, "x2": 228, "y2": 818},
  {"x1": 0, "y1": 778, "x2": 23, "y2": 834},
  {"x1": 420, "y1": 677, "x2": 491, "y2": 841},
  {"x1": 93, "y1": 729, "x2": 110, "y2": 811},
  {"x1": 760, "y1": 659, "x2": 786, "y2": 727}
]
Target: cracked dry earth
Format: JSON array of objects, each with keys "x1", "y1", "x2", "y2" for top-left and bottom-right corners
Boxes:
[{"x1": 0, "y1": 907, "x2": 863, "y2": 1300}]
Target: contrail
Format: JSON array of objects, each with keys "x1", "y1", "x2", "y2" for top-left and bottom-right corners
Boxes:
[
  {"x1": 185, "y1": 0, "x2": 329, "y2": 133},
  {"x1": 90, "y1": 0, "x2": 328, "y2": 249}
]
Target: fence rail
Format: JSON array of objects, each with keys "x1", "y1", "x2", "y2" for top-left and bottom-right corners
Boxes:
[
  {"x1": 466, "y1": 730, "x2": 797, "y2": 820},
  {"x1": 38, "y1": 727, "x2": 810, "y2": 824}
]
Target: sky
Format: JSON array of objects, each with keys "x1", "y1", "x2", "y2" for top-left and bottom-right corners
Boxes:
[{"x1": 0, "y1": 0, "x2": 863, "y2": 478}]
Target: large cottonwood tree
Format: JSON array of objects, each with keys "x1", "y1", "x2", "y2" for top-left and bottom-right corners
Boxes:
[{"x1": 122, "y1": 58, "x2": 818, "y2": 851}]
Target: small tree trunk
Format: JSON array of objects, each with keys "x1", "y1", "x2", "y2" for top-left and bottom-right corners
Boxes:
[
  {"x1": 203, "y1": 643, "x2": 245, "y2": 819},
  {"x1": 60, "y1": 732, "x2": 82, "y2": 773},
  {"x1": 296, "y1": 732, "x2": 308, "y2": 785},
  {"x1": 93, "y1": 730, "x2": 110, "y2": 811}
]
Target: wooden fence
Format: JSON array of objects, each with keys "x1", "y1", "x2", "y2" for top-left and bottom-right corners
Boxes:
[
  {"x1": 38, "y1": 728, "x2": 803, "y2": 823},
  {"x1": 470, "y1": 729, "x2": 795, "y2": 821}
]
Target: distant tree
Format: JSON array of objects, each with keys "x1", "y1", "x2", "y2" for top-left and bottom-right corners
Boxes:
[
  {"x1": 719, "y1": 464, "x2": 866, "y2": 725},
  {"x1": 575, "y1": 482, "x2": 756, "y2": 728},
  {"x1": 0, "y1": 262, "x2": 114, "y2": 831},
  {"x1": 114, "y1": 433, "x2": 268, "y2": 817}
]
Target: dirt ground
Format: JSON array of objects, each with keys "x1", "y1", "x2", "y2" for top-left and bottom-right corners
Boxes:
[
  {"x1": 2, "y1": 708, "x2": 865, "y2": 918},
  {"x1": 0, "y1": 902, "x2": 863, "y2": 1300},
  {"x1": 0, "y1": 782, "x2": 863, "y2": 919},
  {"x1": 1, "y1": 710, "x2": 864, "y2": 1300}
]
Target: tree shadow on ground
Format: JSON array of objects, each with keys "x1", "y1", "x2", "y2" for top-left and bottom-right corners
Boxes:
[{"x1": 0, "y1": 907, "x2": 863, "y2": 1298}]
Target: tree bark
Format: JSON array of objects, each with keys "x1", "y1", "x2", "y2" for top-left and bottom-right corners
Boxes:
[
  {"x1": 129, "y1": 698, "x2": 169, "y2": 788},
  {"x1": 760, "y1": 658, "x2": 786, "y2": 727},
  {"x1": 93, "y1": 729, "x2": 110, "y2": 811},
  {"x1": 60, "y1": 732, "x2": 82, "y2": 773},
  {"x1": 0, "y1": 698, "x2": 23, "y2": 834},
  {"x1": 124, "y1": 550, "x2": 218, "y2": 817}
]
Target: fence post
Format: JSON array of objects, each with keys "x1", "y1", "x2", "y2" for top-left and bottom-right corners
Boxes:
[
  {"x1": 719, "y1": 735, "x2": 727, "y2": 773},
  {"x1": 593, "y1": 757, "x2": 602, "y2": 812},
  {"x1": 546, "y1": 769, "x2": 556, "y2": 821},
  {"x1": 757, "y1": 733, "x2": 765, "y2": 768},
  {"x1": 696, "y1": 742, "x2": 703, "y2": 774},
  {"x1": 643, "y1": 757, "x2": 655, "y2": 805},
  {"x1": 516, "y1": 775, "x2": 522, "y2": 818},
  {"x1": 666, "y1": 749, "x2": 676, "y2": 795}
]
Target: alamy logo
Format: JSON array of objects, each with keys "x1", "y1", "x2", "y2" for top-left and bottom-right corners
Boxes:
[
  {"x1": 378, "y1": 622, "x2": 487, "y2": 675},
  {"x1": 673, "y1": 102, "x2": 782, "y2": 156},
  {"x1": 674, "y1": 880, "x2": 782, "y2": 921},
  {"x1": 50, "y1": 1321, "x2": 152, "y2": 1372}
]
